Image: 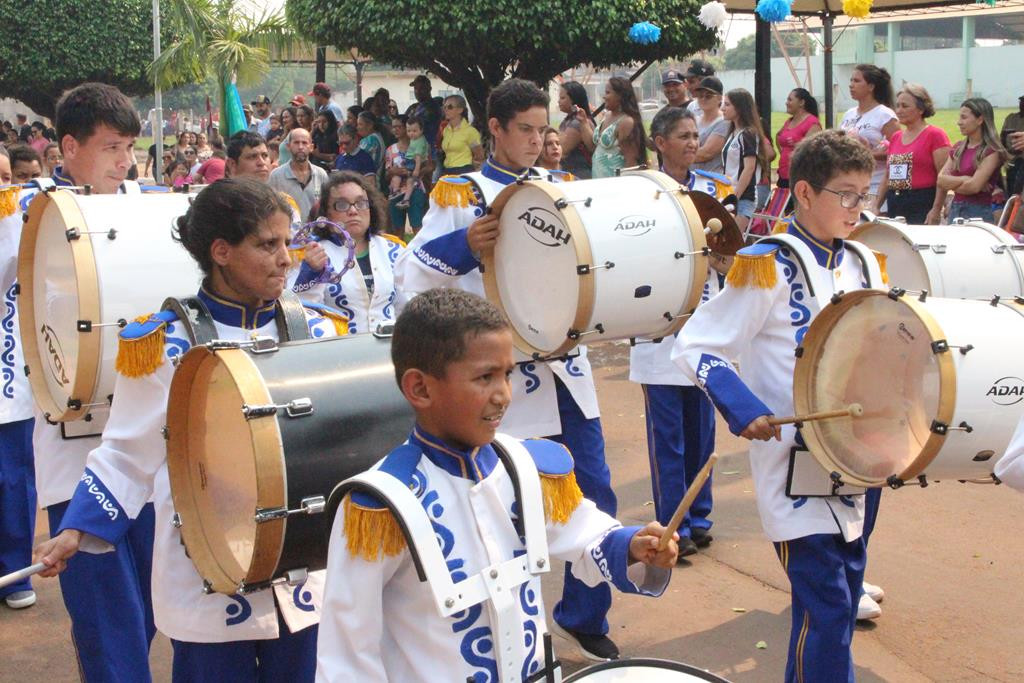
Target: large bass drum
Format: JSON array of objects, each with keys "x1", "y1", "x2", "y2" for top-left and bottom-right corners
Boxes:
[
  {"x1": 794, "y1": 289, "x2": 1024, "y2": 487},
  {"x1": 166, "y1": 334, "x2": 412, "y2": 594},
  {"x1": 564, "y1": 658, "x2": 731, "y2": 682},
  {"x1": 18, "y1": 189, "x2": 201, "y2": 423},
  {"x1": 483, "y1": 170, "x2": 740, "y2": 359},
  {"x1": 850, "y1": 218, "x2": 1024, "y2": 297}
]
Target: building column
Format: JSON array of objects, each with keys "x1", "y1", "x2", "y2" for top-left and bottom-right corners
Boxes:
[
  {"x1": 963, "y1": 16, "x2": 975, "y2": 97},
  {"x1": 887, "y1": 22, "x2": 900, "y2": 76}
]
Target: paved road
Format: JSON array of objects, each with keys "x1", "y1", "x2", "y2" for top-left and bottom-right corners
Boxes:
[{"x1": 2, "y1": 343, "x2": 1022, "y2": 681}]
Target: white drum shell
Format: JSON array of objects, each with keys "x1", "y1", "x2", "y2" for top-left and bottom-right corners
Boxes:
[
  {"x1": 852, "y1": 219, "x2": 1024, "y2": 298},
  {"x1": 488, "y1": 172, "x2": 706, "y2": 357},
  {"x1": 20, "y1": 191, "x2": 201, "y2": 421}
]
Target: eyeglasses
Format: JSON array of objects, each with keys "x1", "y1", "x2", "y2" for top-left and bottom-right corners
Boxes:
[
  {"x1": 444, "y1": 103, "x2": 460, "y2": 110},
  {"x1": 696, "y1": 92, "x2": 718, "y2": 100},
  {"x1": 811, "y1": 184, "x2": 874, "y2": 209},
  {"x1": 333, "y1": 198, "x2": 370, "y2": 212}
]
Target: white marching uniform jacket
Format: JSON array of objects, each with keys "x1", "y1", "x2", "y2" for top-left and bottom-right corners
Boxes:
[
  {"x1": 0, "y1": 189, "x2": 35, "y2": 425},
  {"x1": 393, "y1": 160, "x2": 599, "y2": 439},
  {"x1": 57, "y1": 293, "x2": 340, "y2": 642},
  {"x1": 290, "y1": 232, "x2": 406, "y2": 335},
  {"x1": 996, "y1": 416, "x2": 1024, "y2": 490},
  {"x1": 671, "y1": 222, "x2": 884, "y2": 542},
  {"x1": 316, "y1": 428, "x2": 670, "y2": 683},
  {"x1": 629, "y1": 168, "x2": 731, "y2": 387}
]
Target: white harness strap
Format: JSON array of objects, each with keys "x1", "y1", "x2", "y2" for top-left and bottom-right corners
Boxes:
[{"x1": 845, "y1": 239, "x2": 884, "y2": 289}]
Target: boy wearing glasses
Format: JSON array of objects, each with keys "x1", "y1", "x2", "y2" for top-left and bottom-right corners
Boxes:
[{"x1": 672, "y1": 130, "x2": 885, "y2": 683}]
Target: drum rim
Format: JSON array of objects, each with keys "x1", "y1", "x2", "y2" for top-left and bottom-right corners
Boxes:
[
  {"x1": 167, "y1": 345, "x2": 287, "y2": 594},
  {"x1": 18, "y1": 190, "x2": 103, "y2": 421},
  {"x1": 562, "y1": 656, "x2": 731, "y2": 682},
  {"x1": 483, "y1": 180, "x2": 597, "y2": 358},
  {"x1": 626, "y1": 169, "x2": 709, "y2": 338},
  {"x1": 793, "y1": 288, "x2": 956, "y2": 487}
]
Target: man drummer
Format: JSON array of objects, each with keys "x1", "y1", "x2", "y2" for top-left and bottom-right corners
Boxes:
[
  {"x1": 630, "y1": 107, "x2": 733, "y2": 558},
  {"x1": 673, "y1": 130, "x2": 880, "y2": 682},
  {"x1": 0, "y1": 82, "x2": 158, "y2": 680},
  {"x1": 393, "y1": 79, "x2": 623, "y2": 661},
  {"x1": 34, "y1": 178, "x2": 345, "y2": 681}
]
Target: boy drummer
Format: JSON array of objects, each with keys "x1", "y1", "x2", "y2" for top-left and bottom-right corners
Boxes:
[
  {"x1": 672, "y1": 130, "x2": 881, "y2": 682},
  {"x1": 316, "y1": 288, "x2": 677, "y2": 682}
]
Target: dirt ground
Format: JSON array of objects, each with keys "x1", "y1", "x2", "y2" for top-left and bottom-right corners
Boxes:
[{"x1": 2, "y1": 342, "x2": 1022, "y2": 682}]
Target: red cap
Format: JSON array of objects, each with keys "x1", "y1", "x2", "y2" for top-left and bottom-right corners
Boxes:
[{"x1": 289, "y1": 94, "x2": 307, "y2": 106}]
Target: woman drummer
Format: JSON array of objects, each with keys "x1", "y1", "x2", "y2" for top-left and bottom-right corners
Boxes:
[
  {"x1": 33, "y1": 178, "x2": 344, "y2": 682},
  {"x1": 292, "y1": 170, "x2": 406, "y2": 335}
]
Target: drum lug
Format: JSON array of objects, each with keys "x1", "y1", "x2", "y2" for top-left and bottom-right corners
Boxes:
[
  {"x1": 201, "y1": 579, "x2": 214, "y2": 595},
  {"x1": 930, "y1": 420, "x2": 949, "y2": 435},
  {"x1": 930, "y1": 339, "x2": 949, "y2": 354},
  {"x1": 567, "y1": 324, "x2": 605, "y2": 340},
  {"x1": 242, "y1": 397, "x2": 314, "y2": 420},
  {"x1": 254, "y1": 495, "x2": 326, "y2": 524},
  {"x1": 373, "y1": 324, "x2": 395, "y2": 338},
  {"x1": 829, "y1": 471, "x2": 846, "y2": 495},
  {"x1": 576, "y1": 261, "x2": 614, "y2": 275},
  {"x1": 990, "y1": 295, "x2": 1001, "y2": 307},
  {"x1": 273, "y1": 567, "x2": 309, "y2": 588},
  {"x1": 554, "y1": 197, "x2": 591, "y2": 209},
  {"x1": 77, "y1": 319, "x2": 127, "y2": 333},
  {"x1": 161, "y1": 426, "x2": 169, "y2": 440},
  {"x1": 249, "y1": 336, "x2": 280, "y2": 354},
  {"x1": 887, "y1": 287, "x2": 905, "y2": 300},
  {"x1": 911, "y1": 243, "x2": 946, "y2": 254},
  {"x1": 171, "y1": 512, "x2": 182, "y2": 528}
]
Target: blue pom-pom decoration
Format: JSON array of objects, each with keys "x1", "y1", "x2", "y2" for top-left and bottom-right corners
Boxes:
[
  {"x1": 629, "y1": 21, "x2": 662, "y2": 44},
  {"x1": 756, "y1": 0, "x2": 792, "y2": 22}
]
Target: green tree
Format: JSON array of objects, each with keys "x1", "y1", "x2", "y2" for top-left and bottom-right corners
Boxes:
[
  {"x1": 723, "y1": 32, "x2": 814, "y2": 71},
  {"x1": 0, "y1": 0, "x2": 160, "y2": 119},
  {"x1": 150, "y1": 0, "x2": 294, "y2": 137},
  {"x1": 285, "y1": 0, "x2": 717, "y2": 122}
]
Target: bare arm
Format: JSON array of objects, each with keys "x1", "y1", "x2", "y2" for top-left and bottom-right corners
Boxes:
[
  {"x1": 560, "y1": 125, "x2": 582, "y2": 154},
  {"x1": 927, "y1": 145, "x2": 952, "y2": 224},
  {"x1": 936, "y1": 155, "x2": 964, "y2": 192},
  {"x1": 954, "y1": 152, "x2": 1003, "y2": 195},
  {"x1": 873, "y1": 163, "x2": 889, "y2": 214},
  {"x1": 578, "y1": 112, "x2": 597, "y2": 152},
  {"x1": 695, "y1": 132, "x2": 726, "y2": 163},
  {"x1": 734, "y1": 155, "x2": 757, "y2": 200},
  {"x1": 616, "y1": 117, "x2": 640, "y2": 167}
]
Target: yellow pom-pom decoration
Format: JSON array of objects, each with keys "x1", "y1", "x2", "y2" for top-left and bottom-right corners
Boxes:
[{"x1": 843, "y1": 0, "x2": 872, "y2": 19}]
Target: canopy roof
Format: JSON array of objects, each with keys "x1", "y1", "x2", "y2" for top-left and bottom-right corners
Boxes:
[{"x1": 724, "y1": 0, "x2": 981, "y2": 15}]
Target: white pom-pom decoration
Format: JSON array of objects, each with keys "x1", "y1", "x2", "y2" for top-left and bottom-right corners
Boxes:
[{"x1": 698, "y1": 1, "x2": 729, "y2": 30}]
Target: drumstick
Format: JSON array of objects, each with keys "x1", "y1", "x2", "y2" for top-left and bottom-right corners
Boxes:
[
  {"x1": 767, "y1": 403, "x2": 864, "y2": 427},
  {"x1": 658, "y1": 452, "x2": 719, "y2": 551},
  {"x1": 704, "y1": 218, "x2": 723, "y2": 235},
  {"x1": 0, "y1": 562, "x2": 46, "y2": 590}
]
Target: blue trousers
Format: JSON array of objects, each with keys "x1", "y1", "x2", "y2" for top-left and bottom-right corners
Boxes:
[
  {"x1": 549, "y1": 377, "x2": 616, "y2": 636},
  {"x1": 863, "y1": 487, "x2": 881, "y2": 544},
  {"x1": 171, "y1": 614, "x2": 317, "y2": 683},
  {"x1": 47, "y1": 500, "x2": 156, "y2": 683},
  {"x1": 641, "y1": 384, "x2": 716, "y2": 535},
  {"x1": 0, "y1": 418, "x2": 35, "y2": 598},
  {"x1": 774, "y1": 534, "x2": 866, "y2": 683}
]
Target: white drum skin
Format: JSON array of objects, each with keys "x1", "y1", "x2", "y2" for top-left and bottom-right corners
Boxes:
[
  {"x1": 18, "y1": 190, "x2": 201, "y2": 422},
  {"x1": 484, "y1": 171, "x2": 708, "y2": 358},
  {"x1": 852, "y1": 219, "x2": 1024, "y2": 298}
]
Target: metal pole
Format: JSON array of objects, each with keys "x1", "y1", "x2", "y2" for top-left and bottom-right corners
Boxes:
[
  {"x1": 592, "y1": 58, "x2": 656, "y2": 116},
  {"x1": 152, "y1": 0, "x2": 163, "y2": 183},
  {"x1": 755, "y1": 16, "x2": 772, "y2": 135},
  {"x1": 823, "y1": 13, "x2": 834, "y2": 129},
  {"x1": 316, "y1": 46, "x2": 327, "y2": 84}
]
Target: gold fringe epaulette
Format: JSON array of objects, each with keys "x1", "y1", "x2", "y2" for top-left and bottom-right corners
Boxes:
[
  {"x1": 726, "y1": 247, "x2": 778, "y2": 290},
  {"x1": 872, "y1": 250, "x2": 890, "y2": 285},
  {"x1": 324, "y1": 311, "x2": 349, "y2": 337},
  {"x1": 540, "y1": 470, "x2": 584, "y2": 525},
  {"x1": 280, "y1": 192, "x2": 300, "y2": 218},
  {"x1": 380, "y1": 233, "x2": 407, "y2": 247},
  {"x1": 343, "y1": 495, "x2": 406, "y2": 560},
  {"x1": 772, "y1": 219, "x2": 789, "y2": 234},
  {"x1": 115, "y1": 314, "x2": 169, "y2": 378},
  {"x1": 0, "y1": 186, "x2": 18, "y2": 218},
  {"x1": 430, "y1": 175, "x2": 477, "y2": 208}
]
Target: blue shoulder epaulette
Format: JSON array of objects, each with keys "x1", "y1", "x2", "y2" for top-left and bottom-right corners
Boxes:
[
  {"x1": 115, "y1": 310, "x2": 180, "y2": 378},
  {"x1": 349, "y1": 443, "x2": 423, "y2": 509},
  {"x1": 693, "y1": 168, "x2": 733, "y2": 186},
  {"x1": 302, "y1": 302, "x2": 349, "y2": 335},
  {"x1": 521, "y1": 438, "x2": 575, "y2": 476},
  {"x1": 736, "y1": 242, "x2": 779, "y2": 257},
  {"x1": 119, "y1": 309, "x2": 179, "y2": 341}
]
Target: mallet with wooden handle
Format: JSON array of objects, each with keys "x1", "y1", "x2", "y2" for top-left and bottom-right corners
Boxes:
[
  {"x1": 658, "y1": 451, "x2": 719, "y2": 552},
  {"x1": 767, "y1": 403, "x2": 864, "y2": 427}
]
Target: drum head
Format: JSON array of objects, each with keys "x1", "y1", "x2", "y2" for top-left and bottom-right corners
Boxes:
[
  {"x1": 564, "y1": 658, "x2": 731, "y2": 682},
  {"x1": 850, "y1": 221, "x2": 930, "y2": 292},
  {"x1": 794, "y1": 289, "x2": 954, "y2": 486},
  {"x1": 485, "y1": 181, "x2": 588, "y2": 357},
  {"x1": 167, "y1": 346, "x2": 286, "y2": 594}
]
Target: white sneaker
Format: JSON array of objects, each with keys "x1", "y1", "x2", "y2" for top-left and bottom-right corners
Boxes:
[
  {"x1": 862, "y1": 581, "x2": 884, "y2": 603},
  {"x1": 857, "y1": 592, "x2": 881, "y2": 620},
  {"x1": 4, "y1": 590, "x2": 36, "y2": 609}
]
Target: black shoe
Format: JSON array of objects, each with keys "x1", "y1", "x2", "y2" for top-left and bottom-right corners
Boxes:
[
  {"x1": 550, "y1": 622, "x2": 620, "y2": 661},
  {"x1": 691, "y1": 528, "x2": 714, "y2": 548},
  {"x1": 677, "y1": 536, "x2": 698, "y2": 560}
]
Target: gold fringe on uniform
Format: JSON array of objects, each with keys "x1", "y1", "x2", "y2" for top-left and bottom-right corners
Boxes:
[
  {"x1": 288, "y1": 246, "x2": 307, "y2": 267},
  {"x1": 771, "y1": 219, "x2": 789, "y2": 234},
  {"x1": 315, "y1": 308, "x2": 349, "y2": 336},
  {"x1": 430, "y1": 176, "x2": 476, "y2": 208},
  {"x1": 343, "y1": 495, "x2": 406, "y2": 560},
  {"x1": 0, "y1": 186, "x2": 18, "y2": 218},
  {"x1": 114, "y1": 315, "x2": 167, "y2": 378},
  {"x1": 726, "y1": 250, "x2": 777, "y2": 289},
  {"x1": 872, "y1": 250, "x2": 890, "y2": 285},
  {"x1": 540, "y1": 471, "x2": 584, "y2": 525}
]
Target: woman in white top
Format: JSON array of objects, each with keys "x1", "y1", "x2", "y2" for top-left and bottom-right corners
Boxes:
[
  {"x1": 292, "y1": 170, "x2": 406, "y2": 335},
  {"x1": 839, "y1": 64, "x2": 899, "y2": 199}
]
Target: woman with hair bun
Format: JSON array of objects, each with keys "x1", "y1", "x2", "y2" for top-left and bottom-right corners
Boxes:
[
  {"x1": 840, "y1": 64, "x2": 899, "y2": 200},
  {"x1": 33, "y1": 177, "x2": 344, "y2": 682}
]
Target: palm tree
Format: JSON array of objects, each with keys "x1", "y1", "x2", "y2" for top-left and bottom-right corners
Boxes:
[{"x1": 150, "y1": 0, "x2": 293, "y2": 138}]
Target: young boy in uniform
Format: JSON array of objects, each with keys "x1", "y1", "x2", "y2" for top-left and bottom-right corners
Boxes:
[
  {"x1": 673, "y1": 130, "x2": 880, "y2": 682},
  {"x1": 316, "y1": 288, "x2": 678, "y2": 682}
]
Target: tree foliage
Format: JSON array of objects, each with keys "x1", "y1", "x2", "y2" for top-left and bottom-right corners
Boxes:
[
  {"x1": 0, "y1": 0, "x2": 159, "y2": 119},
  {"x1": 285, "y1": 0, "x2": 717, "y2": 122}
]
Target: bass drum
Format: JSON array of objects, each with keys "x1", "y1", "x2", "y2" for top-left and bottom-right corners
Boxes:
[
  {"x1": 850, "y1": 218, "x2": 1024, "y2": 298},
  {"x1": 794, "y1": 289, "x2": 1024, "y2": 487},
  {"x1": 18, "y1": 188, "x2": 201, "y2": 423},
  {"x1": 564, "y1": 658, "x2": 731, "y2": 682},
  {"x1": 166, "y1": 334, "x2": 413, "y2": 594},
  {"x1": 484, "y1": 170, "x2": 734, "y2": 359}
]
